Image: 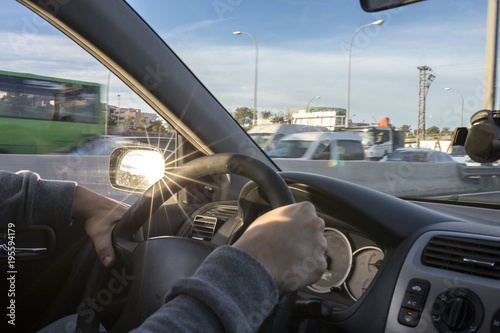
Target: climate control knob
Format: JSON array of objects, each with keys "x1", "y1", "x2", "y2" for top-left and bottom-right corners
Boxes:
[
  {"x1": 442, "y1": 297, "x2": 474, "y2": 331},
  {"x1": 431, "y1": 288, "x2": 483, "y2": 333}
]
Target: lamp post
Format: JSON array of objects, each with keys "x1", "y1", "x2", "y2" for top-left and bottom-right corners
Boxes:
[
  {"x1": 306, "y1": 95, "x2": 321, "y2": 113},
  {"x1": 306, "y1": 96, "x2": 320, "y2": 126},
  {"x1": 234, "y1": 31, "x2": 258, "y2": 126},
  {"x1": 444, "y1": 88, "x2": 464, "y2": 127},
  {"x1": 346, "y1": 19, "x2": 384, "y2": 128}
]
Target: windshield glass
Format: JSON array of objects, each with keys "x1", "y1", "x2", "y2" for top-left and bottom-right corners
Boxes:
[
  {"x1": 2, "y1": 1, "x2": 498, "y2": 206},
  {"x1": 349, "y1": 130, "x2": 375, "y2": 146}
]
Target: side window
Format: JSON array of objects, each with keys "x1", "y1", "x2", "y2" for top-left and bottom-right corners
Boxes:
[
  {"x1": 313, "y1": 140, "x2": 331, "y2": 160},
  {"x1": 0, "y1": 3, "x2": 174, "y2": 202},
  {"x1": 337, "y1": 141, "x2": 364, "y2": 160}
]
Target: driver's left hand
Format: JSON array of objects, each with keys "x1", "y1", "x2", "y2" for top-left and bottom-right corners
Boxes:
[{"x1": 72, "y1": 185, "x2": 129, "y2": 267}]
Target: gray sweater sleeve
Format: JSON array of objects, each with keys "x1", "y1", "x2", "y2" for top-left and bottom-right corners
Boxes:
[
  {"x1": 0, "y1": 170, "x2": 76, "y2": 228},
  {"x1": 133, "y1": 246, "x2": 279, "y2": 333}
]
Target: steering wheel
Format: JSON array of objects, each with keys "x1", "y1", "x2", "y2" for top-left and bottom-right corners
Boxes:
[{"x1": 77, "y1": 153, "x2": 295, "y2": 332}]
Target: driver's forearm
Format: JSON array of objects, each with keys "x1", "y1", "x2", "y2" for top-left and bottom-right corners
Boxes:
[
  {"x1": 134, "y1": 246, "x2": 279, "y2": 333},
  {"x1": 0, "y1": 170, "x2": 76, "y2": 229}
]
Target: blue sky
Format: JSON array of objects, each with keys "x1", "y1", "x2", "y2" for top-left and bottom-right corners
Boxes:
[{"x1": 1, "y1": 0, "x2": 492, "y2": 131}]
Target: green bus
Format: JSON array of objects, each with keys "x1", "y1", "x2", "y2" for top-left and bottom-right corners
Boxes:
[{"x1": 0, "y1": 70, "x2": 103, "y2": 154}]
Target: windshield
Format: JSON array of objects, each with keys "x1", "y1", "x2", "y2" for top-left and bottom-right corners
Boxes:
[
  {"x1": 2, "y1": 1, "x2": 498, "y2": 206},
  {"x1": 349, "y1": 130, "x2": 375, "y2": 146}
]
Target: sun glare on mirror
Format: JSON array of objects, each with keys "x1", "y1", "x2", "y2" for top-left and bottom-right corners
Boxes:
[{"x1": 118, "y1": 150, "x2": 166, "y2": 189}]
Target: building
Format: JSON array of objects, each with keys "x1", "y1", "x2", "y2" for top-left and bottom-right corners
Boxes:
[
  {"x1": 288, "y1": 106, "x2": 347, "y2": 131},
  {"x1": 109, "y1": 105, "x2": 158, "y2": 127}
]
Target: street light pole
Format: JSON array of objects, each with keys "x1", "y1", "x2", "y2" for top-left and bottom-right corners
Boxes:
[
  {"x1": 234, "y1": 31, "x2": 258, "y2": 126},
  {"x1": 346, "y1": 20, "x2": 384, "y2": 128},
  {"x1": 306, "y1": 96, "x2": 321, "y2": 113},
  {"x1": 444, "y1": 88, "x2": 465, "y2": 127},
  {"x1": 306, "y1": 96, "x2": 321, "y2": 126}
]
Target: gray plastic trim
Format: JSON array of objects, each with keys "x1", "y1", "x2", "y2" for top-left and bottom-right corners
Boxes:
[{"x1": 386, "y1": 230, "x2": 500, "y2": 333}]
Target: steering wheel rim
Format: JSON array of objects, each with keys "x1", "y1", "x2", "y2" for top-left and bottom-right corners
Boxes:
[{"x1": 77, "y1": 153, "x2": 295, "y2": 332}]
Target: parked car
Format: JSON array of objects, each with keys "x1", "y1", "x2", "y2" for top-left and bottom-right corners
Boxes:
[
  {"x1": 1, "y1": 1, "x2": 500, "y2": 333},
  {"x1": 380, "y1": 147, "x2": 458, "y2": 163},
  {"x1": 268, "y1": 132, "x2": 365, "y2": 160}
]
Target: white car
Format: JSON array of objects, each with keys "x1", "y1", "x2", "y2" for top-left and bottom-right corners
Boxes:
[{"x1": 268, "y1": 132, "x2": 365, "y2": 160}]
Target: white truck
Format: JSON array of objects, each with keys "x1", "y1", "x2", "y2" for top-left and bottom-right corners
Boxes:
[{"x1": 342, "y1": 126, "x2": 405, "y2": 161}]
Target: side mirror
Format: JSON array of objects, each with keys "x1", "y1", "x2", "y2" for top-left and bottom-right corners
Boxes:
[
  {"x1": 109, "y1": 147, "x2": 166, "y2": 194},
  {"x1": 360, "y1": 0, "x2": 426, "y2": 12},
  {"x1": 464, "y1": 110, "x2": 500, "y2": 163}
]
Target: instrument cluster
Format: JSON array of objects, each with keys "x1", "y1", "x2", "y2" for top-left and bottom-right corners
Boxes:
[{"x1": 304, "y1": 227, "x2": 384, "y2": 307}]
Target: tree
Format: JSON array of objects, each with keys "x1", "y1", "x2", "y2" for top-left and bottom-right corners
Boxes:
[
  {"x1": 400, "y1": 124, "x2": 412, "y2": 134},
  {"x1": 150, "y1": 120, "x2": 164, "y2": 133},
  {"x1": 233, "y1": 107, "x2": 255, "y2": 125},
  {"x1": 261, "y1": 110, "x2": 272, "y2": 119},
  {"x1": 441, "y1": 127, "x2": 452, "y2": 136},
  {"x1": 123, "y1": 115, "x2": 134, "y2": 127},
  {"x1": 426, "y1": 126, "x2": 440, "y2": 135},
  {"x1": 137, "y1": 117, "x2": 147, "y2": 132},
  {"x1": 107, "y1": 115, "x2": 117, "y2": 127},
  {"x1": 271, "y1": 112, "x2": 291, "y2": 124}
]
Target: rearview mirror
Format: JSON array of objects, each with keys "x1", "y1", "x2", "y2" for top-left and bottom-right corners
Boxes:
[
  {"x1": 109, "y1": 147, "x2": 166, "y2": 194},
  {"x1": 360, "y1": 0, "x2": 426, "y2": 12}
]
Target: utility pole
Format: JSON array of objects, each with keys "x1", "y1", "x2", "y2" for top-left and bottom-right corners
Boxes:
[{"x1": 417, "y1": 66, "x2": 435, "y2": 147}]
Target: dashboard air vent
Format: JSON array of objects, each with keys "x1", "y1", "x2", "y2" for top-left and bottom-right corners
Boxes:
[
  {"x1": 422, "y1": 235, "x2": 500, "y2": 280},
  {"x1": 191, "y1": 215, "x2": 217, "y2": 241},
  {"x1": 190, "y1": 204, "x2": 238, "y2": 241}
]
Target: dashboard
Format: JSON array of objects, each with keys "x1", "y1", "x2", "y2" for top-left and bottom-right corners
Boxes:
[{"x1": 173, "y1": 171, "x2": 500, "y2": 333}]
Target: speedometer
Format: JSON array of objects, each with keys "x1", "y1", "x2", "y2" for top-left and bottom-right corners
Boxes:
[
  {"x1": 308, "y1": 228, "x2": 352, "y2": 293},
  {"x1": 345, "y1": 246, "x2": 384, "y2": 300}
]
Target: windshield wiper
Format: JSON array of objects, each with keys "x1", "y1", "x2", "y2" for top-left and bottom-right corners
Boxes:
[{"x1": 402, "y1": 193, "x2": 500, "y2": 209}]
